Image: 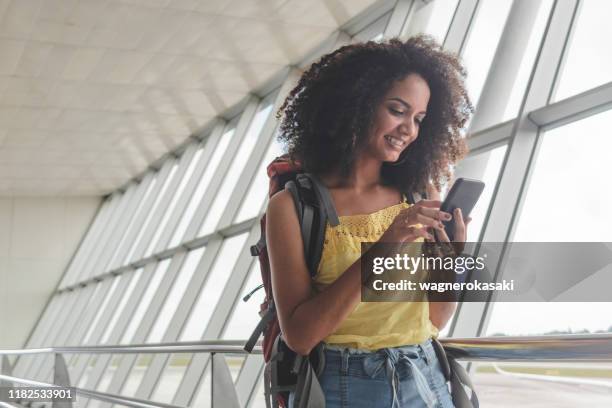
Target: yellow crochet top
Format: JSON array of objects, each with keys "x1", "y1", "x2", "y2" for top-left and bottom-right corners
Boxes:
[{"x1": 313, "y1": 201, "x2": 438, "y2": 350}]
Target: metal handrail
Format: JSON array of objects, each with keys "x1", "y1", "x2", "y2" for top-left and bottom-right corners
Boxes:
[
  {"x1": 2, "y1": 334, "x2": 612, "y2": 361},
  {"x1": 2, "y1": 335, "x2": 612, "y2": 408},
  {"x1": 442, "y1": 333, "x2": 612, "y2": 362},
  {"x1": 0, "y1": 340, "x2": 260, "y2": 356},
  {"x1": 0, "y1": 340, "x2": 258, "y2": 408}
]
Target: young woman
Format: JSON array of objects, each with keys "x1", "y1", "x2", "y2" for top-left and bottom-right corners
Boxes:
[{"x1": 266, "y1": 35, "x2": 473, "y2": 408}]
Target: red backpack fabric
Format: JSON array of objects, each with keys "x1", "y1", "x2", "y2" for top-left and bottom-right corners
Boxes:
[{"x1": 252, "y1": 155, "x2": 302, "y2": 361}]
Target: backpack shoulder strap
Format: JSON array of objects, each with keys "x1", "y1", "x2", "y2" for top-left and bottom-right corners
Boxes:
[
  {"x1": 284, "y1": 179, "x2": 303, "y2": 222},
  {"x1": 283, "y1": 178, "x2": 312, "y2": 272},
  {"x1": 300, "y1": 173, "x2": 339, "y2": 227},
  {"x1": 284, "y1": 173, "x2": 338, "y2": 278}
]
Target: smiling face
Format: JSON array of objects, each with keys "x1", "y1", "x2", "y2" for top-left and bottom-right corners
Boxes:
[{"x1": 362, "y1": 73, "x2": 431, "y2": 163}]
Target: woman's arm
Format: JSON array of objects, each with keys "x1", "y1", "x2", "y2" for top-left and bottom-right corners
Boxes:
[
  {"x1": 266, "y1": 190, "x2": 364, "y2": 355},
  {"x1": 429, "y1": 302, "x2": 457, "y2": 331},
  {"x1": 267, "y1": 190, "x2": 444, "y2": 355}
]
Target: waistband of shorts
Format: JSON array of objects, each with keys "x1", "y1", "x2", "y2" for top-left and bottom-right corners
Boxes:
[{"x1": 323, "y1": 337, "x2": 433, "y2": 355}]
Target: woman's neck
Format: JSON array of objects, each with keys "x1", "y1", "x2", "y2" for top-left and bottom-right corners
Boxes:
[{"x1": 321, "y1": 154, "x2": 384, "y2": 193}]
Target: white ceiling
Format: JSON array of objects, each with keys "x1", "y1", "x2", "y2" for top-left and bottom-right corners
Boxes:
[{"x1": 0, "y1": 0, "x2": 379, "y2": 196}]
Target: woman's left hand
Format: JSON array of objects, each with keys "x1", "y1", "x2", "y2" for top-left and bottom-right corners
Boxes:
[
  {"x1": 428, "y1": 208, "x2": 472, "y2": 256},
  {"x1": 425, "y1": 208, "x2": 472, "y2": 308}
]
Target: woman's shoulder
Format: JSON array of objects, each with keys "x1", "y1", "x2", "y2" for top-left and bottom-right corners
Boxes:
[
  {"x1": 267, "y1": 189, "x2": 297, "y2": 221},
  {"x1": 266, "y1": 190, "x2": 304, "y2": 254}
]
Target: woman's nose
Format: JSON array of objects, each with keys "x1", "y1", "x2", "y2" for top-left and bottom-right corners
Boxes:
[{"x1": 398, "y1": 121, "x2": 416, "y2": 138}]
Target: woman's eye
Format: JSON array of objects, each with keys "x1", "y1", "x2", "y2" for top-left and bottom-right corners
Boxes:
[{"x1": 389, "y1": 108, "x2": 404, "y2": 115}]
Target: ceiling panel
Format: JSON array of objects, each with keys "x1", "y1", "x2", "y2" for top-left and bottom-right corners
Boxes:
[{"x1": 0, "y1": 0, "x2": 380, "y2": 196}]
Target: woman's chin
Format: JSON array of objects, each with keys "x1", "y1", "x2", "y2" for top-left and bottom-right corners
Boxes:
[
  {"x1": 383, "y1": 153, "x2": 402, "y2": 164},
  {"x1": 372, "y1": 148, "x2": 403, "y2": 164}
]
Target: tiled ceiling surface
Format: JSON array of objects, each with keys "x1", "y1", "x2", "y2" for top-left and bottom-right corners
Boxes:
[{"x1": 0, "y1": 0, "x2": 378, "y2": 196}]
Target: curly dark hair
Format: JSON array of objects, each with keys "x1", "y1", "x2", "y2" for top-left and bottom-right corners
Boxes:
[{"x1": 277, "y1": 34, "x2": 473, "y2": 194}]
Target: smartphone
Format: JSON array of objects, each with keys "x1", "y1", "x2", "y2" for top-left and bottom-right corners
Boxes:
[{"x1": 438, "y1": 178, "x2": 485, "y2": 241}]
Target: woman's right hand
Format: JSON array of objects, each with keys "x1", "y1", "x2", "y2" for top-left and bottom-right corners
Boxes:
[{"x1": 381, "y1": 199, "x2": 453, "y2": 243}]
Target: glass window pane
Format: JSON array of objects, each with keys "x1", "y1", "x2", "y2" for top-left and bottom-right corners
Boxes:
[
  {"x1": 514, "y1": 111, "x2": 612, "y2": 242},
  {"x1": 145, "y1": 144, "x2": 205, "y2": 257},
  {"x1": 222, "y1": 262, "x2": 263, "y2": 339},
  {"x1": 150, "y1": 354, "x2": 189, "y2": 404},
  {"x1": 76, "y1": 355, "x2": 98, "y2": 389},
  {"x1": 486, "y1": 110, "x2": 612, "y2": 337},
  {"x1": 486, "y1": 302, "x2": 612, "y2": 336},
  {"x1": 124, "y1": 161, "x2": 179, "y2": 265},
  {"x1": 147, "y1": 248, "x2": 206, "y2": 343},
  {"x1": 70, "y1": 284, "x2": 102, "y2": 345},
  {"x1": 473, "y1": 361, "x2": 612, "y2": 407},
  {"x1": 234, "y1": 135, "x2": 285, "y2": 223},
  {"x1": 198, "y1": 102, "x2": 273, "y2": 237},
  {"x1": 188, "y1": 357, "x2": 244, "y2": 405},
  {"x1": 94, "y1": 360, "x2": 114, "y2": 393},
  {"x1": 82, "y1": 277, "x2": 121, "y2": 344},
  {"x1": 120, "y1": 355, "x2": 152, "y2": 397},
  {"x1": 554, "y1": 0, "x2": 612, "y2": 101},
  {"x1": 99, "y1": 182, "x2": 144, "y2": 273},
  {"x1": 100, "y1": 268, "x2": 143, "y2": 344},
  {"x1": 108, "y1": 175, "x2": 158, "y2": 271},
  {"x1": 121, "y1": 259, "x2": 171, "y2": 344},
  {"x1": 82, "y1": 191, "x2": 130, "y2": 278},
  {"x1": 423, "y1": 0, "x2": 458, "y2": 44},
  {"x1": 37, "y1": 291, "x2": 76, "y2": 348},
  {"x1": 226, "y1": 356, "x2": 245, "y2": 382},
  {"x1": 191, "y1": 364, "x2": 212, "y2": 408},
  {"x1": 61, "y1": 199, "x2": 113, "y2": 288},
  {"x1": 180, "y1": 233, "x2": 249, "y2": 341},
  {"x1": 169, "y1": 126, "x2": 236, "y2": 247},
  {"x1": 455, "y1": 145, "x2": 508, "y2": 242},
  {"x1": 502, "y1": 0, "x2": 553, "y2": 121},
  {"x1": 461, "y1": 0, "x2": 513, "y2": 107},
  {"x1": 250, "y1": 372, "x2": 267, "y2": 408}
]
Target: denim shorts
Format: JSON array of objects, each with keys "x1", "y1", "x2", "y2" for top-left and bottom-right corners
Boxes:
[{"x1": 289, "y1": 338, "x2": 454, "y2": 408}]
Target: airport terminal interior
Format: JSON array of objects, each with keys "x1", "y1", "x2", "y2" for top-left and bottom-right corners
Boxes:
[{"x1": 0, "y1": 0, "x2": 611, "y2": 406}]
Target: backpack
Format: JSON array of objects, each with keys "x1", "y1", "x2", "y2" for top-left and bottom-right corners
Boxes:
[
  {"x1": 243, "y1": 154, "x2": 337, "y2": 408},
  {"x1": 243, "y1": 155, "x2": 479, "y2": 408}
]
